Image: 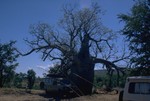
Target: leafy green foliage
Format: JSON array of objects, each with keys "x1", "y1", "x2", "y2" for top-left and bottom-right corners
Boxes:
[
  {"x1": 94, "y1": 70, "x2": 128, "y2": 88},
  {"x1": 119, "y1": 0, "x2": 150, "y2": 75},
  {"x1": 14, "y1": 72, "x2": 27, "y2": 88},
  {"x1": 129, "y1": 67, "x2": 150, "y2": 76},
  {"x1": 27, "y1": 69, "x2": 36, "y2": 89},
  {"x1": 0, "y1": 41, "x2": 19, "y2": 87},
  {"x1": 47, "y1": 62, "x2": 71, "y2": 76},
  {"x1": 48, "y1": 63, "x2": 61, "y2": 74}
]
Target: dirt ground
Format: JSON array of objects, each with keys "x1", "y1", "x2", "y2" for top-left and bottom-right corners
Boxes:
[{"x1": 0, "y1": 88, "x2": 119, "y2": 101}]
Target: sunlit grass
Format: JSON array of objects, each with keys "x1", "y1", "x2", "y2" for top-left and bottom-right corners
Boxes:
[{"x1": 0, "y1": 88, "x2": 118, "y2": 101}]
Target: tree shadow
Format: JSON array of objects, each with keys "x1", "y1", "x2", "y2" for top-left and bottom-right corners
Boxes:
[{"x1": 38, "y1": 91, "x2": 79, "y2": 101}]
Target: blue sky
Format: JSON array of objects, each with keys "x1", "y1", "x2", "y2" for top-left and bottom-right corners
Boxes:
[{"x1": 0, "y1": 0, "x2": 134, "y2": 77}]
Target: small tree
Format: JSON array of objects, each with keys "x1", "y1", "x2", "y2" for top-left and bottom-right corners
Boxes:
[
  {"x1": 27, "y1": 69, "x2": 36, "y2": 89},
  {"x1": 0, "y1": 41, "x2": 19, "y2": 87}
]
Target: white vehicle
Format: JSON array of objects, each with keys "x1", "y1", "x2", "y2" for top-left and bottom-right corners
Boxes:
[{"x1": 119, "y1": 76, "x2": 150, "y2": 101}]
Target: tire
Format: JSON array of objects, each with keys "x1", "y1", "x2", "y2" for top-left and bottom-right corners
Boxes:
[
  {"x1": 45, "y1": 89, "x2": 48, "y2": 94},
  {"x1": 40, "y1": 82, "x2": 44, "y2": 89},
  {"x1": 119, "y1": 90, "x2": 124, "y2": 101}
]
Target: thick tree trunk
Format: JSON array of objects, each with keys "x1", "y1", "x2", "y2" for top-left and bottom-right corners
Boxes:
[
  {"x1": 71, "y1": 34, "x2": 94, "y2": 95},
  {"x1": 71, "y1": 58, "x2": 94, "y2": 95},
  {"x1": 0, "y1": 79, "x2": 3, "y2": 88},
  {"x1": 0, "y1": 71, "x2": 3, "y2": 88}
]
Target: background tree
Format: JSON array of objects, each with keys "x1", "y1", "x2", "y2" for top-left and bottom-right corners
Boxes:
[
  {"x1": 14, "y1": 72, "x2": 27, "y2": 88},
  {"x1": 3, "y1": 68, "x2": 15, "y2": 87},
  {"x1": 27, "y1": 69, "x2": 36, "y2": 89},
  {"x1": 119, "y1": 0, "x2": 150, "y2": 75},
  {"x1": 0, "y1": 41, "x2": 19, "y2": 88},
  {"x1": 18, "y1": 4, "x2": 129, "y2": 95},
  {"x1": 48, "y1": 63, "x2": 64, "y2": 74}
]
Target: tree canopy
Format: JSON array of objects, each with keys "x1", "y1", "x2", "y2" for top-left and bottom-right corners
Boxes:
[{"x1": 119, "y1": 0, "x2": 150, "y2": 75}]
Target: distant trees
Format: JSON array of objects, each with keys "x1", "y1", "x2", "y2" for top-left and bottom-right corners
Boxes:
[
  {"x1": 94, "y1": 70, "x2": 127, "y2": 89},
  {"x1": 13, "y1": 70, "x2": 39, "y2": 90},
  {"x1": 27, "y1": 69, "x2": 36, "y2": 89},
  {"x1": 119, "y1": 0, "x2": 150, "y2": 75},
  {"x1": 0, "y1": 41, "x2": 19, "y2": 88},
  {"x1": 14, "y1": 72, "x2": 27, "y2": 88}
]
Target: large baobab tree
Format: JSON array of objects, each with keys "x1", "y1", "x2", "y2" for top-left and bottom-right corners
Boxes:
[{"x1": 18, "y1": 4, "x2": 129, "y2": 95}]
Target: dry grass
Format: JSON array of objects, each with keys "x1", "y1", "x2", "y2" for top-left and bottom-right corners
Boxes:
[
  {"x1": 70, "y1": 94, "x2": 118, "y2": 101},
  {"x1": 0, "y1": 88, "x2": 48, "y2": 101},
  {"x1": 0, "y1": 88, "x2": 118, "y2": 101}
]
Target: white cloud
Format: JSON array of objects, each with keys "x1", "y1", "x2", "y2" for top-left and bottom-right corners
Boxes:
[
  {"x1": 28, "y1": 67, "x2": 32, "y2": 70},
  {"x1": 37, "y1": 64, "x2": 55, "y2": 71}
]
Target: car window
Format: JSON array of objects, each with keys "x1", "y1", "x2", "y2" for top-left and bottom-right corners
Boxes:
[{"x1": 128, "y1": 82, "x2": 150, "y2": 94}]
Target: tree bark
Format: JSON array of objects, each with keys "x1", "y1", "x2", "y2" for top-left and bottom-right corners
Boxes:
[
  {"x1": 0, "y1": 70, "x2": 3, "y2": 88},
  {"x1": 71, "y1": 34, "x2": 94, "y2": 95},
  {"x1": 71, "y1": 57, "x2": 94, "y2": 95}
]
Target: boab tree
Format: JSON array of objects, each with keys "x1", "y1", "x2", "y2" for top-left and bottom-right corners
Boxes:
[{"x1": 18, "y1": 4, "x2": 129, "y2": 95}]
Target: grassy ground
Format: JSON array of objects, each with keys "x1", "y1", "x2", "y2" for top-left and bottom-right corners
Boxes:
[
  {"x1": 0, "y1": 88, "x2": 118, "y2": 101},
  {"x1": 71, "y1": 94, "x2": 118, "y2": 101}
]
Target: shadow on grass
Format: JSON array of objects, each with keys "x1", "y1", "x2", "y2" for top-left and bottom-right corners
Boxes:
[{"x1": 38, "y1": 91, "x2": 79, "y2": 101}]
